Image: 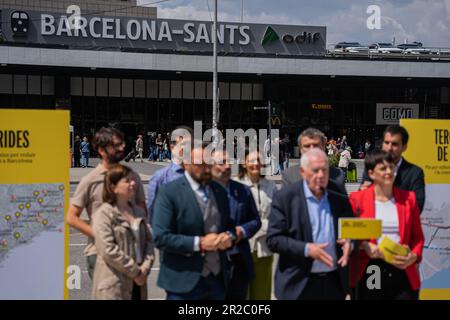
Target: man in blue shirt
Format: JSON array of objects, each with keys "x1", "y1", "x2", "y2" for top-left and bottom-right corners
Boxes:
[
  {"x1": 147, "y1": 126, "x2": 193, "y2": 224},
  {"x1": 267, "y1": 148, "x2": 353, "y2": 300},
  {"x1": 211, "y1": 149, "x2": 261, "y2": 300}
]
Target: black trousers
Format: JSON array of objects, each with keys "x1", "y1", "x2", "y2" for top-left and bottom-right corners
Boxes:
[
  {"x1": 299, "y1": 270, "x2": 346, "y2": 300},
  {"x1": 356, "y1": 259, "x2": 419, "y2": 300},
  {"x1": 226, "y1": 253, "x2": 251, "y2": 300}
]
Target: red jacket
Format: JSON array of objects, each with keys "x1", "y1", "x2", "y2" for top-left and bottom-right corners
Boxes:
[{"x1": 349, "y1": 186, "x2": 424, "y2": 290}]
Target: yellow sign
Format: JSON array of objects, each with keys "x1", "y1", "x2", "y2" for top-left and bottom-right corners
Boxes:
[
  {"x1": 338, "y1": 218, "x2": 382, "y2": 239},
  {"x1": 378, "y1": 236, "x2": 410, "y2": 265},
  {"x1": 401, "y1": 119, "x2": 450, "y2": 300},
  {"x1": 0, "y1": 109, "x2": 69, "y2": 300},
  {"x1": 401, "y1": 119, "x2": 450, "y2": 184},
  {"x1": 312, "y1": 104, "x2": 333, "y2": 110}
]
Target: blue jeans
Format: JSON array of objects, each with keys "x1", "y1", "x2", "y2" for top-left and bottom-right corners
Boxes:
[
  {"x1": 166, "y1": 274, "x2": 225, "y2": 300},
  {"x1": 81, "y1": 152, "x2": 89, "y2": 167}
]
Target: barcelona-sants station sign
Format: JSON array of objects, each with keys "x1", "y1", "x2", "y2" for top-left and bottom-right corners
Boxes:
[{"x1": 1, "y1": 9, "x2": 326, "y2": 56}]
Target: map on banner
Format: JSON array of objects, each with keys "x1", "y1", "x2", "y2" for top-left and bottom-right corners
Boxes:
[
  {"x1": 0, "y1": 183, "x2": 65, "y2": 299},
  {"x1": 420, "y1": 185, "x2": 450, "y2": 289}
]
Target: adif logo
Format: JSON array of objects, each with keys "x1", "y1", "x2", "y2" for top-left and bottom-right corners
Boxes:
[
  {"x1": 261, "y1": 26, "x2": 279, "y2": 45},
  {"x1": 11, "y1": 11, "x2": 29, "y2": 36},
  {"x1": 367, "y1": 5, "x2": 382, "y2": 30}
]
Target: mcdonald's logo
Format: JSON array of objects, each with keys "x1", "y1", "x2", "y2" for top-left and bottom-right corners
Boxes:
[{"x1": 271, "y1": 116, "x2": 281, "y2": 126}]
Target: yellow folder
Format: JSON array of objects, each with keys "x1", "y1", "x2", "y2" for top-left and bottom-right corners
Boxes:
[
  {"x1": 338, "y1": 218, "x2": 382, "y2": 239},
  {"x1": 378, "y1": 236, "x2": 410, "y2": 264}
]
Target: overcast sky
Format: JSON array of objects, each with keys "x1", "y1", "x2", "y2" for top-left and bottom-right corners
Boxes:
[{"x1": 138, "y1": 0, "x2": 450, "y2": 47}]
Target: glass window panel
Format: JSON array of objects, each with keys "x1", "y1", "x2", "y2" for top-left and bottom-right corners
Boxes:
[
  {"x1": 219, "y1": 82, "x2": 229, "y2": 100},
  {"x1": 83, "y1": 77, "x2": 95, "y2": 97},
  {"x1": 0, "y1": 74, "x2": 12, "y2": 94},
  {"x1": 183, "y1": 81, "x2": 194, "y2": 99},
  {"x1": 159, "y1": 80, "x2": 170, "y2": 98},
  {"x1": 242, "y1": 83, "x2": 252, "y2": 101},
  {"x1": 96, "y1": 78, "x2": 108, "y2": 97},
  {"x1": 171, "y1": 80, "x2": 182, "y2": 99},
  {"x1": 206, "y1": 81, "x2": 213, "y2": 100},
  {"x1": 109, "y1": 79, "x2": 121, "y2": 97},
  {"x1": 253, "y1": 83, "x2": 263, "y2": 100},
  {"x1": 42, "y1": 76, "x2": 54, "y2": 95},
  {"x1": 134, "y1": 80, "x2": 145, "y2": 98},
  {"x1": 122, "y1": 79, "x2": 133, "y2": 98},
  {"x1": 195, "y1": 81, "x2": 206, "y2": 100},
  {"x1": 13, "y1": 75, "x2": 26, "y2": 95},
  {"x1": 230, "y1": 83, "x2": 240, "y2": 100},
  {"x1": 71, "y1": 77, "x2": 82, "y2": 96},
  {"x1": 28, "y1": 75, "x2": 40, "y2": 95},
  {"x1": 147, "y1": 80, "x2": 158, "y2": 98}
]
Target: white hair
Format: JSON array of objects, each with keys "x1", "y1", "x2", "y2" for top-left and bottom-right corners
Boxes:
[{"x1": 300, "y1": 148, "x2": 328, "y2": 169}]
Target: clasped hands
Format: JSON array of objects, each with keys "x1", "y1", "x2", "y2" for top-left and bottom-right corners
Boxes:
[{"x1": 200, "y1": 232, "x2": 233, "y2": 252}]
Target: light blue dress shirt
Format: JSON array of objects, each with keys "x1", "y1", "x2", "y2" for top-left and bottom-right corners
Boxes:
[{"x1": 303, "y1": 180, "x2": 338, "y2": 273}]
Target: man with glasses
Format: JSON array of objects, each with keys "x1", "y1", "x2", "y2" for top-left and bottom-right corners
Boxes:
[{"x1": 67, "y1": 127, "x2": 147, "y2": 279}]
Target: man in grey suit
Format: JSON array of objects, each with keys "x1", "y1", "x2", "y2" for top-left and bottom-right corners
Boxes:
[{"x1": 282, "y1": 128, "x2": 346, "y2": 195}]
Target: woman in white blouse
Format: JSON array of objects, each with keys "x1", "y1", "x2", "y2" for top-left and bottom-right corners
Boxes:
[
  {"x1": 349, "y1": 150, "x2": 424, "y2": 300},
  {"x1": 237, "y1": 149, "x2": 277, "y2": 300}
]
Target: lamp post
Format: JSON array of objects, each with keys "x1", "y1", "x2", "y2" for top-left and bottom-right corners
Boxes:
[{"x1": 212, "y1": 0, "x2": 219, "y2": 144}]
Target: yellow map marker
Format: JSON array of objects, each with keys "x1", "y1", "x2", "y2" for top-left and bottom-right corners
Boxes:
[
  {"x1": 5, "y1": 215, "x2": 11, "y2": 221},
  {"x1": 58, "y1": 185, "x2": 64, "y2": 191},
  {"x1": 33, "y1": 191, "x2": 39, "y2": 197},
  {"x1": 25, "y1": 202, "x2": 31, "y2": 209},
  {"x1": 14, "y1": 232, "x2": 21, "y2": 240},
  {"x1": 43, "y1": 219, "x2": 48, "y2": 226},
  {"x1": 15, "y1": 212, "x2": 21, "y2": 218},
  {"x1": 18, "y1": 204, "x2": 24, "y2": 210},
  {"x1": 38, "y1": 198, "x2": 43, "y2": 204}
]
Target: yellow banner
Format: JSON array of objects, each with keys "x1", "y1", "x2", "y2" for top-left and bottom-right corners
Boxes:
[
  {"x1": 338, "y1": 218, "x2": 382, "y2": 240},
  {"x1": 401, "y1": 119, "x2": 450, "y2": 300},
  {"x1": 401, "y1": 119, "x2": 450, "y2": 184},
  {"x1": 0, "y1": 109, "x2": 69, "y2": 299}
]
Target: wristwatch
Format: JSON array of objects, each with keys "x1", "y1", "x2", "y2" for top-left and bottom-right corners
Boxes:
[{"x1": 226, "y1": 231, "x2": 237, "y2": 246}]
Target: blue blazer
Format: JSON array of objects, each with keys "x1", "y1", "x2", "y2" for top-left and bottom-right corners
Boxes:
[
  {"x1": 266, "y1": 180, "x2": 353, "y2": 300},
  {"x1": 226, "y1": 180, "x2": 261, "y2": 279},
  {"x1": 152, "y1": 175, "x2": 235, "y2": 294}
]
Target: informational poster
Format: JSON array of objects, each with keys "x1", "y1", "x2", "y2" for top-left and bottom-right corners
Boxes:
[
  {"x1": 0, "y1": 109, "x2": 69, "y2": 299},
  {"x1": 401, "y1": 119, "x2": 450, "y2": 300}
]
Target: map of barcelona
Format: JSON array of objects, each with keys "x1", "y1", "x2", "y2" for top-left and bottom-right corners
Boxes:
[{"x1": 0, "y1": 184, "x2": 65, "y2": 266}]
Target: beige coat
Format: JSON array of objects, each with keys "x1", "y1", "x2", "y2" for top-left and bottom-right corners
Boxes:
[
  {"x1": 237, "y1": 176, "x2": 277, "y2": 258},
  {"x1": 92, "y1": 203, "x2": 155, "y2": 300}
]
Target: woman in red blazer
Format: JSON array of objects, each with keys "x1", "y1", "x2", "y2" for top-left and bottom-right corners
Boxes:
[{"x1": 349, "y1": 150, "x2": 424, "y2": 300}]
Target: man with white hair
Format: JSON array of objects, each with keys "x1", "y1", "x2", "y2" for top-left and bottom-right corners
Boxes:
[{"x1": 267, "y1": 148, "x2": 353, "y2": 300}]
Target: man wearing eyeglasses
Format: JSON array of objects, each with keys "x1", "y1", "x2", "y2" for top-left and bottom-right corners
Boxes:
[{"x1": 67, "y1": 127, "x2": 147, "y2": 279}]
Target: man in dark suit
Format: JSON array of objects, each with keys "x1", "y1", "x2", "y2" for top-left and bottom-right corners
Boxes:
[
  {"x1": 152, "y1": 142, "x2": 236, "y2": 300},
  {"x1": 267, "y1": 148, "x2": 353, "y2": 300},
  {"x1": 360, "y1": 125, "x2": 425, "y2": 212},
  {"x1": 211, "y1": 149, "x2": 261, "y2": 300},
  {"x1": 282, "y1": 128, "x2": 346, "y2": 195}
]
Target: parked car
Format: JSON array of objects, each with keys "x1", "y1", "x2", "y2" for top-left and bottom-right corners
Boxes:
[
  {"x1": 369, "y1": 43, "x2": 404, "y2": 54},
  {"x1": 333, "y1": 42, "x2": 369, "y2": 53}
]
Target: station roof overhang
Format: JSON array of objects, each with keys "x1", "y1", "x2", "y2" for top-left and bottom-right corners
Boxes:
[{"x1": 1, "y1": 45, "x2": 450, "y2": 80}]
